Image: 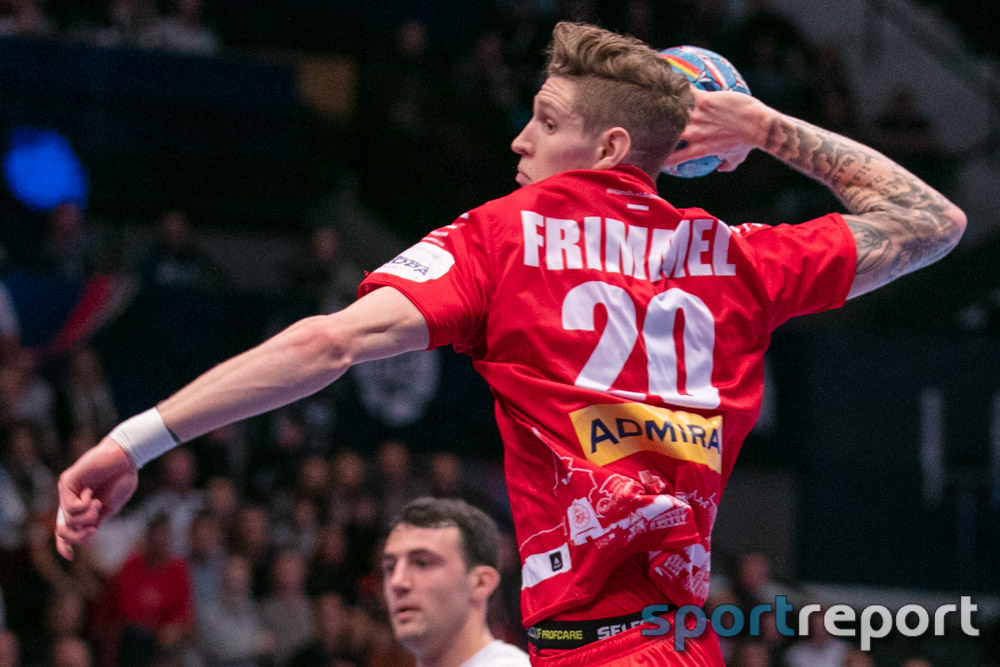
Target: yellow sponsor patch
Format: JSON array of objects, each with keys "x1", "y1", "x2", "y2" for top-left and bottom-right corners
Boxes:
[{"x1": 570, "y1": 403, "x2": 722, "y2": 472}]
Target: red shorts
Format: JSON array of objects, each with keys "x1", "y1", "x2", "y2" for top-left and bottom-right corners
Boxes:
[{"x1": 528, "y1": 611, "x2": 724, "y2": 666}]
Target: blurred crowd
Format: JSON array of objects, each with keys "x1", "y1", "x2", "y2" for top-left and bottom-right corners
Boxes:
[
  {"x1": 0, "y1": 0, "x2": 958, "y2": 236},
  {"x1": 0, "y1": 420, "x2": 966, "y2": 667}
]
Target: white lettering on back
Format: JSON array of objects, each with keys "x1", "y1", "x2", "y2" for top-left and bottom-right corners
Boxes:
[
  {"x1": 522, "y1": 210, "x2": 545, "y2": 267},
  {"x1": 519, "y1": 211, "x2": 735, "y2": 280},
  {"x1": 546, "y1": 218, "x2": 583, "y2": 270}
]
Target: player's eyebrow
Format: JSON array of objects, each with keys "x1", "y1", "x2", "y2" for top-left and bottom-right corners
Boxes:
[
  {"x1": 382, "y1": 547, "x2": 444, "y2": 564},
  {"x1": 535, "y1": 99, "x2": 563, "y2": 116}
]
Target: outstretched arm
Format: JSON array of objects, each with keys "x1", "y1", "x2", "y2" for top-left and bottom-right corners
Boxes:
[
  {"x1": 56, "y1": 286, "x2": 428, "y2": 558},
  {"x1": 665, "y1": 89, "x2": 967, "y2": 298},
  {"x1": 156, "y1": 286, "x2": 428, "y2": 441}
]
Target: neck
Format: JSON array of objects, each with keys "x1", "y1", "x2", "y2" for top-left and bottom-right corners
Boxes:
[{"x1": 415, "y1": 618, "x2": 494, "y2": 667}]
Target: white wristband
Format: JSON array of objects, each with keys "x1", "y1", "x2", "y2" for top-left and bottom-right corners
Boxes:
[{"x1": 109, "y1": 408, "x2": 180, "y2": 469}]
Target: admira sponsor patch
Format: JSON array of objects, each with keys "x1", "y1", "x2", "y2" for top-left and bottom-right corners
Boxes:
[
  {"x1": 373, "y1": 242, "x2": 455, "y2": 282},
  {"x1": 570, "y1": 402, "x2": 722, "y2": 472}
]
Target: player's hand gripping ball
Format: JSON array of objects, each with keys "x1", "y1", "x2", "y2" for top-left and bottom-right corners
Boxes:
[{"x1": 659, "y1": 46, "x2": 752, "y2": 178}]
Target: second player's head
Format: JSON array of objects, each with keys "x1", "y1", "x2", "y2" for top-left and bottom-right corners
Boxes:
[{"x1": 381, "y1": 498, "x2": 501, "y2": 661}]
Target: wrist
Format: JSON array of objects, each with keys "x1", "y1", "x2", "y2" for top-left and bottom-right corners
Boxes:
[
  {"x1": 748, "y1": 100, "x2": 780, "y2": 151},
  {"x1": 108, "y1": 407, "x2": 181, "y2": 469}
]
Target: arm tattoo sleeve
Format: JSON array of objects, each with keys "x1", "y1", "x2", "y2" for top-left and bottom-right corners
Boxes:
[{"x1": 762, "y1": 115, "x2": 964, "y2": 285}]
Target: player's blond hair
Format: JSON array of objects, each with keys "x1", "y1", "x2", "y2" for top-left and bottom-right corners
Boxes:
[{"x1": 546, "y1": 22, "x2": 693, "y2": 176}]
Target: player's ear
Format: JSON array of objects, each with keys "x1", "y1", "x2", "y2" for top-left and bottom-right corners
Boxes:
[
  {"x1": 469, "y1": 565, "x2": 500, "y2": 601},
  {"x1": 593, "y1": 127, "x2": 631, "y2": 170}
]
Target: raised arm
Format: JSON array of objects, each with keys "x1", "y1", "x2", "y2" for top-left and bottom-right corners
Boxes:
[
  {"x1": 56, "y1": 286, "x2": 428, "y2": 558},
  {"x1": 666, "y1": 89, "x2": 967, "y2": 298}
]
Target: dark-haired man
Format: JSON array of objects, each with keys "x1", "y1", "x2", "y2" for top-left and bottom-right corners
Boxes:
[{"x1": 382, "y1": 498, "x2": 529, "y2": 667}]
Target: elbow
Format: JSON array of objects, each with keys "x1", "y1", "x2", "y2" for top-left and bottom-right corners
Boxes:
[
  {"x1": 292, "y1": 316, "x2": 355, "y2": 380},
  {"x1": 946, "y1": 203, "x2": 968, "y2": 247},
  {"x1": 935, "y1": 201, "x2": 967, "y2": 258}
]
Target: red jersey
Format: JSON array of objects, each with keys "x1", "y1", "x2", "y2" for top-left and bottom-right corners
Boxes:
[{"x1": 360, "y1": 165, "x2": 855, "y2": 626}]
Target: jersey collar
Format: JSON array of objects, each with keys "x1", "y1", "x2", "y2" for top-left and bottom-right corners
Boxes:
[{"x1": 611, "y1": 164, "x2": 658, "y2": 193}]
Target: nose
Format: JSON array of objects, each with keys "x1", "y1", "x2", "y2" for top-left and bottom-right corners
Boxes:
[
  {"x1": 387, "y1": 561, "x2": 411, "y2": 592},
  {"x1": 511, "y1": 126, "x2": 531, "y2": 156}
]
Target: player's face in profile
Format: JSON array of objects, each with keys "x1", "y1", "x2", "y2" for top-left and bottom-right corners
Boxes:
[
  {"x1": 382, "y1": 524, "x2": 474, "y2": 651},
  {"x1": 511, "y1": 76, "x2": 605, "y2": 187}
]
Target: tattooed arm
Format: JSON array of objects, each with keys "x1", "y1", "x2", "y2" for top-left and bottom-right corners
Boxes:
[{"x1": 666, "y1": 89, "x2": 967, "y2": 298}]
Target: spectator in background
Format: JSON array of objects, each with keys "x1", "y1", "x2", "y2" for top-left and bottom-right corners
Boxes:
[
  {"x1": 138, "y1": 210, "x2": 228, "y2": 292},
  {"x1": 196, "y1": 555, "x2": 272, "y2": 667},
  {"x1": 186, "y1": 510, "x2": 225, "y2": 608},
  {"x1": 305, "y1": 522, "x2": 356, "y2": 603},
  {"x1": 39, "y1": 203, "x2": 95, "y2": 282},
  {"x1": 287, "y1": 455, "x2": 329, "y2": 508},
  {"x1": 731, "y1": 639, "x2": 773, "y2": 667},
  {"x1": 357, "y1": 19, "x2": 454, "y2": 237},
  {"x1": 374, "y1": 440, "x2": 427, "y2": 528},
  {"x1": 809, "y1": 42, "x2": 859, "y2": 135},
  {"x1": 252, "y1": 411, "x2": 309, "y2": 498},
  {"x1": 26, "y1": 519, "x2": 105, "y2": 608},
  {"x1": 51, "y1": 637, "x2": 92, "y2": 667},
  {"x1": 140, "y1": 448, "x2": 203, "y2": 557},
  {"x1": 19, "y1": 590, "x2": 87, "y2": 666},
  {"x1": 89, "y1": 0, "x2": 160, "y2": 48},
  {"x1": 0, "y1": 282, "x2": 20, "y2": 366},
  {"x1": 145, "y1": 0, "x2": 219, "y2": 55},
  {"x1": 193, "y1": 424, "x2": 248, "y2": 484},
  {"x1": 0, "y1": 631, "x2": 19, "y2": 667},
  {"x1": 427, "y1": 452, "x2": 500, "y2": 521},
  {"x1": 733, "y1": 553, "x2": 785, "y2": 611},
  {"x1": 285, "y1": 593, "x2": 355, "y2": 667},
  {"x1": 204, "y1": 476, "x2": 239, "y2": 528},
  {"x1": 328, "y1": 450, "x2": 368, "y2": 525},
  {"x1": 107, "y1": 513, "x2": 193, "y2": 667},
  {"x1": 448, "y1": 29, "x2": 523, "y2": 206},
  {"x1": 619, "y1": 0, "x2": 663, "y2": 49},
  {"x1": 260, "y1": 549, "x2": 312, "y2": 665},
  {"x1": 230, "y1": 505, "x2": 273, "y2": 598},
  {"x1": 284, "y1": 225, "x2": 359, "y2": 315},
  {"x1": 727, "y1": 0, "x2": 813, "y2": 118},
  {"x1": 0, "y1": 441, "x2": 31, "y2": 555},
  {"x1": 488, "y1": 532, "x2": 525, "y2": 650},
  {"x1": 782, "y1": 606, "x2": 850, "y2": 667},
  {"x1": 873, "y1": 86, "x2": 949, "y2": 188},
  {"x1": 272, "y1": 496, "x2": 320, "y2": 555},
  {"x1": 0, "y1": 421, "x2": 57, "y2": 522},
  {"x1": 0, "y1": 0, "x2": 53, "y2": 39},
  {"x1": 60, "y1": 423, "x2": 99, "y2": 472},
  {"x1": 57, "y1": 347, "x2": 119, "y2": 443},
  {"x1": 843, "y1": 648, "x2": 875, "y2": 666},
  {"x1": 381, "y1": 498, "x2": 529, "y2": 666},
  {"x1": 1, "y1": 349, "x2": 58, "y2": 461},
  {"x1": 454, "y1": 29, "x2": 518, "y2": 122}
]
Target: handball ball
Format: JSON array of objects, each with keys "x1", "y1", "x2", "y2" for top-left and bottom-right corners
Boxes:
[{"x1": 659, "y1": 46, "x2": 751, "y2": 178}]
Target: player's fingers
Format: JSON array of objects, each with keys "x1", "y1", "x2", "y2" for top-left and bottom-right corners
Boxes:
[
  {"x1": 62, "y1": 500, "x2": 103, "y2": 528},
  {"x1": 717, "y1": 147, "x2": 752, "y2": 172},
  {"x1": 56, "y1": 533, "x2": 75, "y2": 561},
  {"x1": 56, "y1": 522, "x2": 98, "y2": 546},
  {"x1": 58, "y1": 483, "x2": 93, "y2": 516}
]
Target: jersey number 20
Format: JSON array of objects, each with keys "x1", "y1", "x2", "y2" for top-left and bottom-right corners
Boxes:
[{"x1": 562, "y1": 281, "x2": 720, "y2": 409}]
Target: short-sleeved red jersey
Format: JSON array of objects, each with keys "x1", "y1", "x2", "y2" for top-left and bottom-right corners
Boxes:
[{"x1": 360, "y1": 165, "x2": 855, "y2": 626}]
